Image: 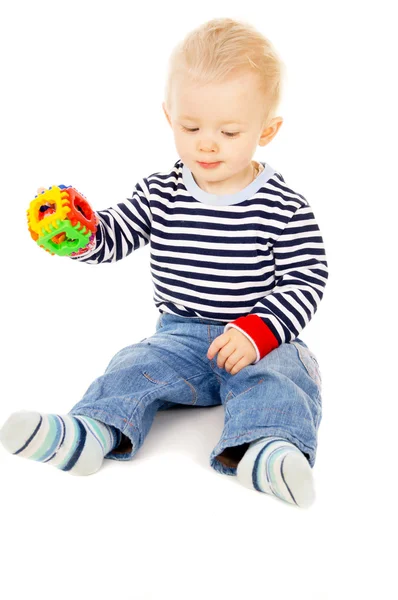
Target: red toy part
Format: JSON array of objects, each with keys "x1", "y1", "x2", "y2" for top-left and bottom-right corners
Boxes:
[
  {"x1": 65, "y1": 188, "x2": 97, "y2": 233},
  {"x1": 38, "y1": 204, "x2": 56, "y2": 221}
]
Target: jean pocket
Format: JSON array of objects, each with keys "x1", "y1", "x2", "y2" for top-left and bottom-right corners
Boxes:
[{"x1": 291, "y1": 341, "x2": 322, "y2": 392}]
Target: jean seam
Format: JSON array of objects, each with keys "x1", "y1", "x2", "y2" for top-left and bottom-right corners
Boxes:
[
  {"x1": 228, "y1": 378, "x2": 265, "y2": 402},
  {"x1": 143, "y1": 372, "x2": 169, "y2": 385},
  {"x1": 209, "y1": 363, "x2": 224, "y2": 385},
  {"x1": 132, "y1": 372, "x2": 209, "y2": 414},
  {"x1": 183, "y1": 377, "x2": 198, "y2": 404}
]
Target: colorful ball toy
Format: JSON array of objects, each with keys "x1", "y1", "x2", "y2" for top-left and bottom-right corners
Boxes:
[{"x1": 27, "y1": 185, "x2": 97, "y2": 256}]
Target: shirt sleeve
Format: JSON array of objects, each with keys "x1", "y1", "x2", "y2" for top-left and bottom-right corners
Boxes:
[
  {"x1": 70, "y1": 179, "x2": 152, "y2": 264},
  {"x1": 224, "y1": 203, "x2": 329, "y2": 363}
]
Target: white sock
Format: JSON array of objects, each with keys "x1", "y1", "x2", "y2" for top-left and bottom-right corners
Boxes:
[
  {"x1": 0, "y1": 411, "x2": 122, "y2": 475},
  {"x1": 236, "y1": 436, "x2": 315, "y2": 508}
]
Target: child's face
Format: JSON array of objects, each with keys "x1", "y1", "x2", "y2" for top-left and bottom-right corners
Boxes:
[{"x1": 163, "y1": 70, "x2": 282, "y2": 190}]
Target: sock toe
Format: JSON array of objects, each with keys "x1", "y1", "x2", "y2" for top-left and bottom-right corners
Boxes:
[
  {"x1": 236, "y1": 437, "x2": 316, "y2": 508},
  {"x1": 0, "y1": 412, "x2": 118, "y2": 476},
  {"x1": 0, "y1": 411, "x2": 42, "y2": 454},
  {"x1": 282, "y1": 451, "x2": 315, "y2": 508}
]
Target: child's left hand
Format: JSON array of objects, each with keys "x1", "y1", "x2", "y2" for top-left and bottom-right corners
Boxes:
[{"x1": 207, "y1": 329, "x2": 257, "y2": 375}]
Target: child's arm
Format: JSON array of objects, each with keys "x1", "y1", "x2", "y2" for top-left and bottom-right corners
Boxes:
[
  {"x1": 225, "y1": 203, "x2": 328, "y2": 361},
  {"x1": 70, "y1": 179, "x2": 152, "y2": 264}
]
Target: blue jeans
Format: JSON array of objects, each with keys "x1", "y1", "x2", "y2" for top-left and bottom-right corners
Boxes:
[{"x1": 69, "y1": 313, "x2": 322, "y2": 475}]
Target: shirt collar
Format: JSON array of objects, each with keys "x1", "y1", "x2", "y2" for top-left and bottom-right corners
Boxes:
[{"x1": 181, "y1": 161, "x2": 276, "y2": 206}]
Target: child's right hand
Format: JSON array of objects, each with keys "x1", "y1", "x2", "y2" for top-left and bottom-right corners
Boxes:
[{"x1": 29, "y1": 185, "x2": 98, "y2": 256}]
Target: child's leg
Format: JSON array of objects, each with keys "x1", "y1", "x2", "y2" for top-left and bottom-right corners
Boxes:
[
  {"x1": 1, "y1": 315, "x2": 223, "y2": 475},
  {"x1": 68, "y1": 321, "x2": 223, "y2": 463},
  {"x1": 211, "y1": 339, "x2": 322, "y2": 508},
  {"x1": 0, "y1": 411, "x2": 122, "y2": 475}
]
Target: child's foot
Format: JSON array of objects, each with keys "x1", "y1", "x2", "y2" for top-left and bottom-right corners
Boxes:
[
  {"x1": 0, "y1": 411, "x2": 122, "y2": 475},
  {"x1": 236, "y1": 436, "x2": 315, "y2": 508}
]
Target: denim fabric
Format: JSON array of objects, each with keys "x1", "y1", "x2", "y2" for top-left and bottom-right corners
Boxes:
[{"x1": 69, "y1": 313, "x2": 322, "y2": 475}]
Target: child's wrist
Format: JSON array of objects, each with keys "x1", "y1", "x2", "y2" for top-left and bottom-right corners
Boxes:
[{"x1": 70, "y1": 231, "x2": 97, "y2": 257}]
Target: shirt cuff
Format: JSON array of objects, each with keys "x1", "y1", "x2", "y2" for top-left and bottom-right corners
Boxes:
[{"x1": 224, "y1": 314, "x2": 279, "y2": 364}]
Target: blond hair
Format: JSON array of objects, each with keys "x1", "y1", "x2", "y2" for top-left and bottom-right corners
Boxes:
[{"x1": 164, "y1": 18, "x2": 286, "y2": 127}]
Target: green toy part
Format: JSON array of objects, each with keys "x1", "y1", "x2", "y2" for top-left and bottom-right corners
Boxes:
[{"x1": 37, "y1": 219, "x2": 91, "y2": 256}]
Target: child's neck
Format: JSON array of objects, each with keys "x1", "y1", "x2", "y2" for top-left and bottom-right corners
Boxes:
[{"x1": 192, "y1": 161, "x2": 259, "y2": 195}]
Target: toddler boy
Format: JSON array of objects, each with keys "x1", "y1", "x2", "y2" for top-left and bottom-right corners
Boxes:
[{"x1": 0, "y1": 18, "x2": 328, "y2": 508}]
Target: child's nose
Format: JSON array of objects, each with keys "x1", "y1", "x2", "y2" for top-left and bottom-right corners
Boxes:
[{"x1": 198, "y1": 135, "x2": 218, "y2": 153}]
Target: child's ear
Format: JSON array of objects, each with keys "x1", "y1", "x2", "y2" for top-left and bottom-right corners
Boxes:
[
  {"x1": 259, "y1": 117, "x2": 283, "y2": 147},
  {"x1": 162, "y1": 102, "x2": 172, "y2": 127}
]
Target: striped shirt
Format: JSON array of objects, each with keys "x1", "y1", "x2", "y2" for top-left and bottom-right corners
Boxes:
[{"x1": 73, "y1": 159, "x2": 328, "y2": 363}]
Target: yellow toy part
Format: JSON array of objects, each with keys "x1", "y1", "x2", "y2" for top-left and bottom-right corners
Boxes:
[{"x1": 27, "y1": 185, "x2": 71, "y2": 236}]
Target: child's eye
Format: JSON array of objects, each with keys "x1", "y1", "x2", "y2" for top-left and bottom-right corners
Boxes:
[{"x1": 181, "y1": 126, "x2": 239, "y2": 138}]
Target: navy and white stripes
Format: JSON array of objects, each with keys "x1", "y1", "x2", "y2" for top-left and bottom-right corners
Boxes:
[{"x1": 72, "y1": 159, "x2": 328, "y2": 344}]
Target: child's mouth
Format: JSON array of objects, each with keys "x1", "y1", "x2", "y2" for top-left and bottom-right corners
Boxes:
[{"x1": 197, "y1": 161, "x2": 222, "y2": 169}]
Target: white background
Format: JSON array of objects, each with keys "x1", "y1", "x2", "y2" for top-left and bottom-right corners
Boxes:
[{"x1": 1, "y1": 1, "x2": 397, "y2": 598}]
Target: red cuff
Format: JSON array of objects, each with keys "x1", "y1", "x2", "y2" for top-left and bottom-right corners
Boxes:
[{"x1": 226, "y1": 314, "x2": 279, "y2": 360}]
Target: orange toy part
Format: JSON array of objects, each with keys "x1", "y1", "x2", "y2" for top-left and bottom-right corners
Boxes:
[
  {"x1": 28, "y1": 226, "x2": 39, "y2": 241},
  {"x1": 52, "y1": 232, "x2": 67, "y2": 244}
]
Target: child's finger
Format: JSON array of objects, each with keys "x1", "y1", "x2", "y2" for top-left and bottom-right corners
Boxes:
[
  {"x1": 36, "y1": 187, "x2": 47, "y2": 194},
  {"x1": 207, "y1": 332, "x2": 230, "y2": 359}
]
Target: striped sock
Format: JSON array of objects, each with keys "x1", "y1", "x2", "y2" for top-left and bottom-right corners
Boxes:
[
  {"x1": 236, "y1": 436, "x2": 315, "y2": 508},
  {"x1": 0, "y1": 411, "x2": 122, "y2": 475}
]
